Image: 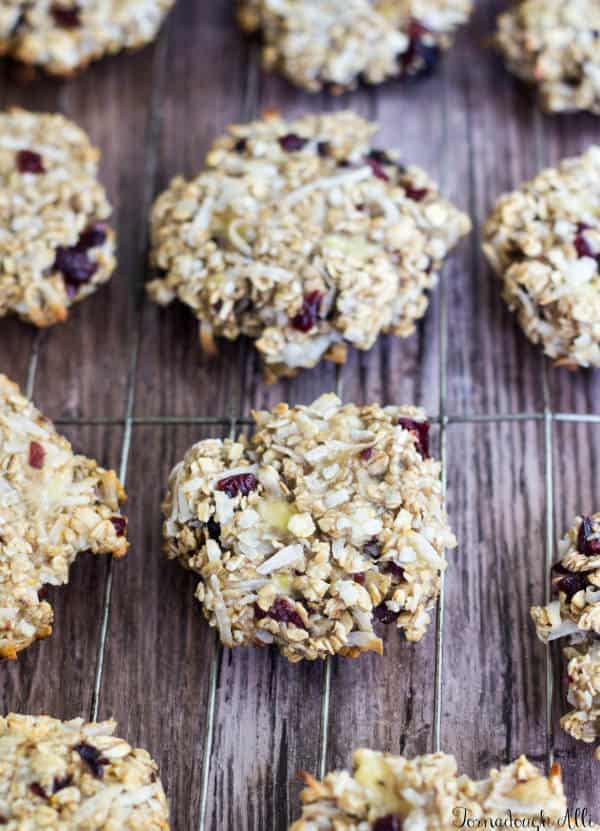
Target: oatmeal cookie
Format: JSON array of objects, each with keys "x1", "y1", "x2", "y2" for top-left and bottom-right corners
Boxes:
[
  {"x1": 495, "y1": 0, "x2": 600, "y2": 114},
  {"x1": 161, "y1": 394, "x2": 456, "y2": 663},
  {"x1": 0, "y1": 109, "x2": 116, "y2": 327},
  {"x1": 0, "y1": 374, "x2": 128, "y2": 660},
  {"x1": 531, "y1": 514, "x2": 600, "y2": 643},
  {"x1": 0, "y1": 0, "x2": 174, "y2": 76},
  {"x1": 236, "y1": 0, "x2": 473, "y2": 93},
  {"x1": 148, "y1": 111, "x2": 471, "y2": 382},
  {"x1": 561, "y1": 636, "x2": 600, "y2": 760},
  {"x1": 289, "y1": 749, "x2": 567, "y2": 829},
  {"x1": 482, "y1": 147, "x2": 600, "y2": 368},
  {"x1": 0, "y1": 714, "x2": 170, "y2": 829}
]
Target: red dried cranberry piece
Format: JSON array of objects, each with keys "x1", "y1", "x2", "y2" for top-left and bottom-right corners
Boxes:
[
  {"x1": 54, "y1": 247, "x2": 97, "y2": 286},
  {"x1": 574, "y1": 224, "x2": 596, "y2": 259},
  {"x1": 77, "y1": 224, "x2": 107, "y2": 250},
  {"x1": 206, "y1": 517, "x2": 221, "y2": 540},
  {"x1": 110, "y1": 516, "x2": 127, "y2": 537},
  {"x1": 398, "y1": 417, "x2": 430, "y2": 458},
  {"x1": 17, "y1": 149, "x2": 44, "y2": 174},
  {"x1": 366, "y1": 156, "x2": 389, "y2": 182},
  {"x1": 291, "y1": 291, "x2": 323, "y2": 332},
  {"x1": 216, "y1": 473, "x2": 258, "y2": 498},
  {"x1": 405, "y1": 186, "x2": 428, "y2": 202},
  {"x1": 74, "y1": 743, "x2": 107, "y2": 779},
  {"x1": 268, "y1": 597, "x2": 307, "y2": 630},
  {"x1": 374, "y1": 603, "x2": 397, "y2": 624},
  {"x1": 557, "y1": 572, "x2": 588, "y2": 601},
  {"x1": 400, "y1": 20, "x2": 439, "y2": 76},
  {"x1": 52, "y1": 774, "x2": 73, "y2": 793},
  {"x1": 279, "y1": 133, "x2": 308, "y2": 152},
  {"x1": 51, "y1": 4, "x2": 81, "y2": 27},
  {"x1": 577, "y1": 516, "x2": 600, "y2": 556},
  {"x1": 353, "y1": 572, "x2": 366, "y2": 585},
  {"x1": 373, "y1": 815, "x2": 403, "y2": 831},
  {"x1": 383, "y1": 562, "x2": 405, "y2": 580},
  {"x1": 254, "y1": 603, "x2": 268, "y2": 620},
  {"x1": 368, "y1": 149, "x2": 391, "y2": 165},
  {"x1": 360, "y1": 447, "x2": 373, "y2": 461},
  {"x1": 364, "y1": 540, "x2": 382, "y2": 559},
  {"x1": 30, "y1": 783, "x2": 47, "y2": 800},
  {"x1": 28, "y1": 441, "x2": 45, "y2": 469}
]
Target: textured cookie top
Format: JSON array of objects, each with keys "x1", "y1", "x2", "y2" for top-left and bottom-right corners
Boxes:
[
  {"x1": 0, "y1": 0, "x2": 174, "y2": 76},
  {"x1": 237, "y1": 0, "x2": 472, "y2": 92},
  {"x1": 148, "y1": 111, "x2": 470, "y2": 381},
  {"x1": 161, "y1": 394, "x2": 455, "y2": 662},
  {"x1": 0, "y1": 109, "x2": 116, "y2": 327},
  {"x1": 531, "y1": 513, "x2": 600, "y2": 644},
  {"x1": 0, "y1": 714, "x2": 170, "y2": 829},
  {"x1": 495, "y1": 0, "x2": 600, "y2": 114},
  {"x1": 483, "y1": 147, "x2": 600, "y2": 368},
  {"x1": 290, "y1": 749, "x2": 566, "y2": 830},
  {"x1": 562, "y1": 636, "x2": 600, "y2": 759},
  {"x1": 0, "y1": 374, "x2": 128, "y2": 659}
]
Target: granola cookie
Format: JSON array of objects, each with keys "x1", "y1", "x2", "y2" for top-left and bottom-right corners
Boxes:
[
  {"x1": 289, "y1": 749, "x2": 567, "y2": 829},
  {"x1": 531, "y1": 514, "x2": 600, "y2": 643},
  {"x1": 148, "y1": 111, "x2": 471, "y2": 382},
  {"x1": 0, "y1": 374, "x2": 128, "y2": 660},
  {"x1": 161, "y1": 394, "x2": 456, "y2": 663},
  {"x1": 482, "y1": 147, "x2": 600, "y2": 368},
  {"x1": 561, "y1": 636, "x2": 600, "y2": 760},
  {"x1": 236, "y1": 0, "x2": 473, "y2": 93},
  {"x1": 495, "y1": 0, "x2": 600, "y2": 114},
  {"x1": 0, "y1": 109, "x2": 116, "y2": 327},
  {"x1": 0, "y1": 714, "x2": 170, "y2": 829},
  {"x1": 0, "y1": 0, "x2": 174, "y2": 76}
]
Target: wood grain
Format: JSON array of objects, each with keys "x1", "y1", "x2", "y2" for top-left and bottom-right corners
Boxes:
[{"x1": 1, "y1": 1, "x2": 600, "y2": 828}]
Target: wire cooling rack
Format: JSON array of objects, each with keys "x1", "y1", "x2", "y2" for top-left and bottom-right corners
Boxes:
[{"x1": 7, "y1": 10, "x2": 600, "y2": 828}]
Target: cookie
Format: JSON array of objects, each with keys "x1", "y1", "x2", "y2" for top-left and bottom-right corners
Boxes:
[
  {"x1": 289, "y1": 749, "x2": 567, "y2": 830},
  {"x1": 148, "y1": 111, "x2": 470, "y2": 382},
  {"x1": 0, "y1": 0, "x2": 174, "y2": 76},
  {"x1": 531, "y1": 513, "x2": 600, "y2": 643},
  {"x1": 495, "y1": 0, "x2": 600, "y2": 114},
  {"x1": 483, "y1": 147, "x2": 600, "y2": 368},
  {"x1": 561, "y1": 636, "x2": 600, "y2": 760},
  {"x1": 0, "y1": 714, "x2": 170, "y2": 829},
  {"x1": 0, "y1": 109, "x2": 116, "y2": 327},
  {"x1": 236, "y1": 0, "x2": 473, "y2": 93},
  {"x1": 0, "y1": 374, "x2": 128, "y2": 660},
  {"x1": 161, "y1": 394, "x2": 455, "y2": 662}
]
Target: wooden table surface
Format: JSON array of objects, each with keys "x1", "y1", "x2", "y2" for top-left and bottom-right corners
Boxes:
[{"x1": 1, "y1": 2, "x2": 600, "y2": 828}]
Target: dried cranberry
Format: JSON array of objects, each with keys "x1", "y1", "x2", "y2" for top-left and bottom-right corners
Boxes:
[
  {"x1": 254, "y1": 603, "x2": 268, "y2": 620},
  {"x1": 556, "y1": 572, "x2": 588, "y2": 601},
  {"x1": 51, "y1": 4, "x2": 81, "y2": 27},
  {"x1": 398, "y1": 417, "x2": 430, "y2": 458},
  {"x1": 574, "y1": 224, "x2": 596, "y2": 259},
  {"x1": 30, "y1": 783, "x2": 47, "y2": 800},
  {"x1": 74, "y1": 743, "x2": 107, "y2": 779},
  {"x1": 366, "y1": 156, "x2": 389, "y2": 182},
  {"x1": 77, "y1": 224, "x2": 107, "y2": 250},
  {"x1": 17, "y1": 149, "x2": 44, "y2": 174},
  {"x1": 206, "y1": 517, "x2": 221, "y2": 540},
  {"x1": 291, "y1": 291, "x2": 323, "y2": 332},
  {"x1": 368, "y1": 149, "x2": 391, "y2": 165},
  {"x1": 578, "y1": 516, "x2": 600, "y2": 556},
  {"x1": 54, "y1": 247, "x2": 97, "y2": 286},
  {"x1": 28, "y1": 441, "x2": 45, "y2": 469},
  {"x1": 360, "y1": 447, "x2": 373, "y2": 461},
  {"x1": 278, "y1": 134, "x2": 308, "y2": 152},
  {"x1": 53, "y1": 774, "x2": 73, "y2": 793},
  {"x1": 374, "y1": 603, "x2": 397, "y2": 624},
  {"x1": 383, "y1": 562, "x2": 405, "y2": 580},
  {"x1": 110, "y1": 516, "x2": 127, "y2": 537},
  {"x1": 234, "y1": 138, "x2": 247, "y2": 152},
  {"x1": 267, "y1": 597, "x2": 306, "y2": 630},
  {"x1": 216, "y1": 473, "x2": 258, "y2": 498},
  {"x1": 317, "y1": 141, "x2": 331, "y2": 157},
  {"x1": 353, "y1": 572, "x2": 366, "y2": 585},
  {"x1": 364, "y1": 541, "x2": 382, "y2": 559},
  {"x1": 373, "y1": 815, "x2": 403, "y2": 831},
  {"x1": 405, "y1": 186, "x2": 428, "y2": 202},
  {"x1": 400, "y1": 20, "x2": 439, "y2": 77}
]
